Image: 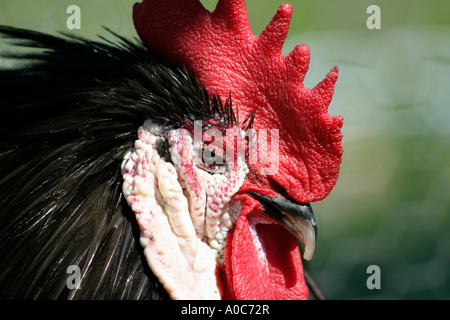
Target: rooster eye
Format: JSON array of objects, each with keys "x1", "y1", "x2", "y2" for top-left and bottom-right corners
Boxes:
[
  {"x1": 202, "y1": 147, "x2": 226, "y2": 164},
  {"x1": 196, "y1": 146, "x2": 227, "y2": 174}
]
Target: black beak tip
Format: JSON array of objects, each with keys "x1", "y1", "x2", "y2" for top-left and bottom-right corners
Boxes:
[{"x1": 249, "y1": 192, "x2": 318, "y2": 261}]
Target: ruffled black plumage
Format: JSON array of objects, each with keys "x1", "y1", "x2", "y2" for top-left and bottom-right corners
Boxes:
[{"x1": 0, "y1": 26, "x2": 235, "y2": 299}]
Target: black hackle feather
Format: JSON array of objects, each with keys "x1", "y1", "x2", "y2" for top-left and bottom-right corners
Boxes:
[{"x1": 0, "y1": 26, "x2": 236, "y2": 299}]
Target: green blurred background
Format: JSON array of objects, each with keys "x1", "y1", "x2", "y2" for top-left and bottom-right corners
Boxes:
[{"x1": 1, "y1": 0, "x2": 449, "y2": 299}]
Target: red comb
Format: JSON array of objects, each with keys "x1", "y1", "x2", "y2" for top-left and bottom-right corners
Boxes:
[{"x1": 133, "y1": 0, "x2": 343, "y2": 203}]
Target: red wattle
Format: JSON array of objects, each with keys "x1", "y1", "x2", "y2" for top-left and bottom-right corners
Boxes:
[{"x1": 221, "y1": 196, "x2": 308, "y2": 300}]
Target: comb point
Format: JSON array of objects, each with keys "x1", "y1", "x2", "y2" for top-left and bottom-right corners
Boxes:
[
  {"x1": 287, "y1": 44, "x2": 310, "y2": 83},
  {"x1": 313, "y1": 66, "x2": 339, "y2": 112},
  {"x1": 257, "y1": 3, "x2": 293, "y2": 54}
]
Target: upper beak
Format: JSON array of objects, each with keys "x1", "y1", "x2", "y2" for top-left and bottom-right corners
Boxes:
[{"x1": 249, "y1": 192, "x2": 317, "y2": 261}]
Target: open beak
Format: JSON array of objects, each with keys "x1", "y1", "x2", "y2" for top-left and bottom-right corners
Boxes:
[{"x1": 249, "y1": 192, "x2": 317, "y2": 261}]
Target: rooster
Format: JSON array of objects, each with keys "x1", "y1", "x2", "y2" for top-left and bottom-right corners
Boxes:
[{"x1": 0, "y1": 0, "x2": 343, "y2": 300}]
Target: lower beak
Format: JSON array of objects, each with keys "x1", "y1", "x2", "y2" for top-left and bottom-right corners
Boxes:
[{"x1": 249, "y1": 192, "x2": 317, "y2": 261}]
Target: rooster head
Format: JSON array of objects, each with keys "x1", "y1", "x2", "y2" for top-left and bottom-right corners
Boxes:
[{"x1": 124, "y1": 0, "x2": 343, "y2": 299}]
